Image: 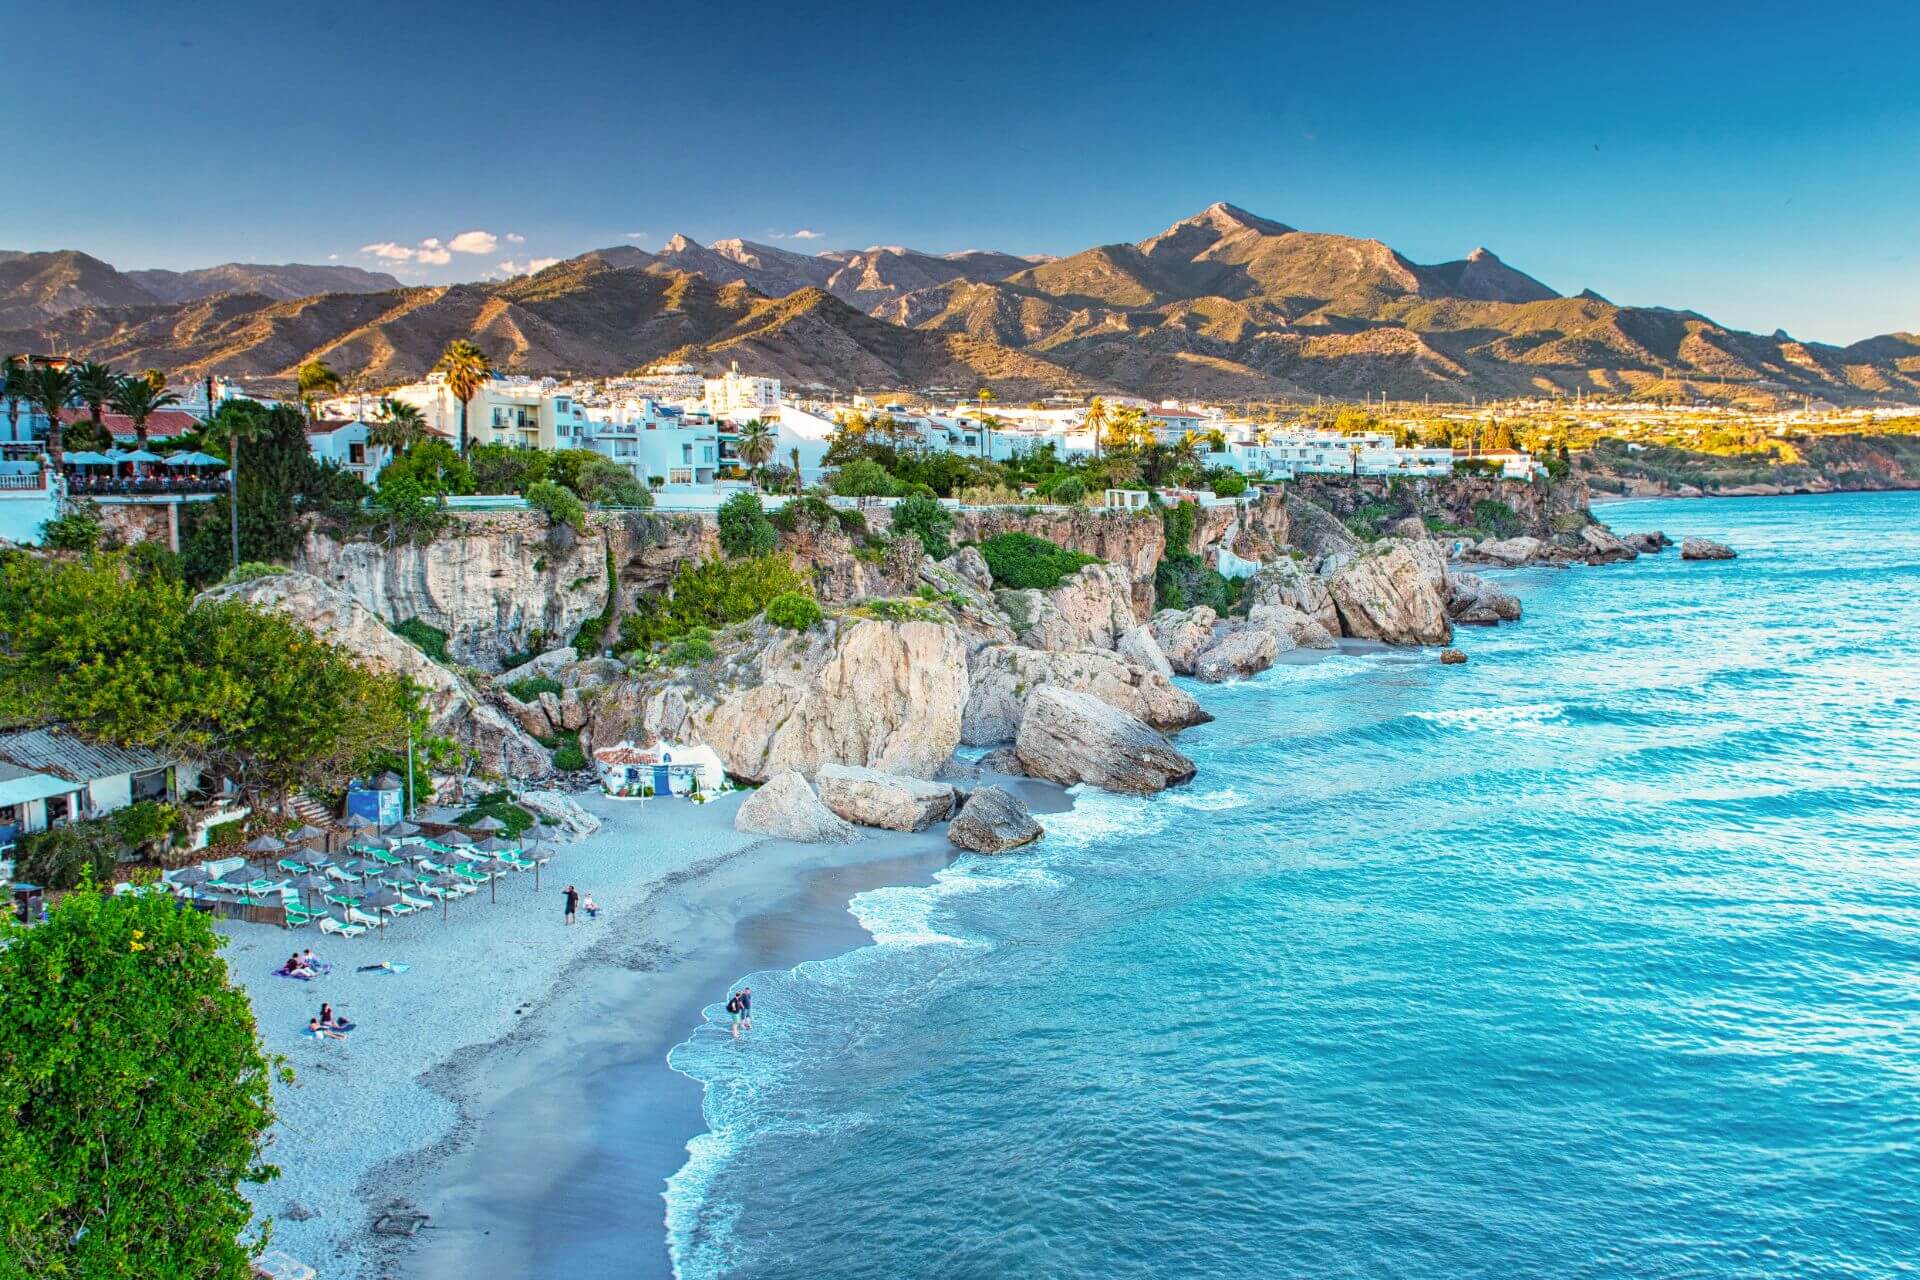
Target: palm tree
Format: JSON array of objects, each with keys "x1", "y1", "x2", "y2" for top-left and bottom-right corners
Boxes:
[
  {"x1": 107, "y1": 375, "x2": 182, "y2": 449},
  {"x1": 296, "y1": 360, "x2": 343, "y2": 424},
  {"x1": 789, "y1": 446, "x2": 802, "y2": 494},
  {"x1": 433, "y1": 340, "x2": 493, "y2": 455},
  {"x1": 976, "y1": 387, "x2": 996, "y2": 406},
  {"x1": 215, "y1": 402, "x2": 274, "y2": 572},
  {"x1": 1175, "y1": 430, "x2": 1205, "y2": 465},
  {"x1": 734, "y1": 418, "x2": 776, "y2": 488},
  {"x1": 24, "y1": 363, "x2": 78, "y2": 469},
  {"x1": 1107, "y1": 405, "x2": 1151, "y2": 452},
  {"x1": 2, "y1": 356, "x2": 26, "y2": 441},
  {"x1": 1083, "y1": 397, "x2": 1109, "y2": 460},
  {"x1": 368, "y1": 398, "x2": 428, "y2": 453},
  {"x1": 72, "y1": 361, "x2": 118, "y2": 433}
]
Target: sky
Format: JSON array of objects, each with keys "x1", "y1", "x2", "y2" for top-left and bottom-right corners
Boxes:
[{"x1": 4, "y1": 0, "x2": 1918, "y2": 344}]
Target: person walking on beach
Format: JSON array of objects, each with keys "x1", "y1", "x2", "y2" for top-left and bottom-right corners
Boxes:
[
  {"x1": 564, "y1": 884, "x2": 579, "y2": 925},
  {"x1": 738, "y1": 986, "x2": 752, "y2": 1033},
  {"x1": 727, "y1": 990, "x2": 746, "y2": 1040}
]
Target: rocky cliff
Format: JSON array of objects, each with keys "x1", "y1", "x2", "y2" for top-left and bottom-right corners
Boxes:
[{"x1": 951, "y1": 505, "x2": 1166, "y2": 616}]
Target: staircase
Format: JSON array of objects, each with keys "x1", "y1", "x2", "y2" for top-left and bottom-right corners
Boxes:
[{"x1": 282, "y1": 794, "x2": 335, "y2": 826}]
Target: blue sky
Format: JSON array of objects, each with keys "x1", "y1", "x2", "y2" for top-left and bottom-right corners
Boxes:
[{"x1": 5, "y1": 0, "x2": 1918, "y2": 344}]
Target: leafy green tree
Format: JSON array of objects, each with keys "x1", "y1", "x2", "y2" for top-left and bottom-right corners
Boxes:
[
  {"x1": 106, "y1": 375, "x2": 181, "y2": 448},
  {"x1": 210, "y1": 400, "x2": 276, "y2": 573},
  {"x1": 889, "y1": 493, "x2": 952, "y2": 559},
  {"x1": 369, "y1": 474, "x2": 448, "y2": 542},
  {"x1": 526, "y1": 479, "x2": 587, "y2": 532},
  {"x1": 432, "y1": 339, "x2": 493, "y2": 454},
  {"x1": 38, "y1": 499, "x2": 105, "y2": 552},
  {"x1": 1050, "y1": 476, "x2": 1087, "y2": 504},
  {"x1": 830, "y1": 458, "x2": 895, "y2": 497},
  {"x1": 21, "y1": 363, "x2": 77, "y2": 468},
  {"x1": 543, "y1": 449, "x2": 649, "y2": 507},
  {"x1": 0, "y1": 885, "x2": 283, "y2": 1278},
  {"x1": 1, "y1": 356, "x2": 25, "y2": 440},
  {"x1": 717, "y1": 490, "x2": 777, "y2": 557},
  {"x1": 468, "y1": 442, "x2": 547, "y2": 494},
  {"x1": 378, "y1": 438, "x2": 474, "y2": 496}
]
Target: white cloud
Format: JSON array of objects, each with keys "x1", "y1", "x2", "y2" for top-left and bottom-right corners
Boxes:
[
  {"x1": 498, "y1": 257, "x2": 560, "y2": 276},
  {"x1": 360, "y1": 241, "x2": 415, "y2": 261},
  {"x1": 415, "y1": 245, "x2": 452, "y2": 265},
  {"x1": 506, "y1": 232, "x2": 525, "y2": 244},
  {"x1": 327, "y1": 253, "x2": 339, "y2": 260},
  {"x1": 625, "y1": 231, "x2": 648, "y2": 240},
  {"x1": 789, "y1": 228, "x2": 823, "y2": 240},
  {"x1": 448, "y1": 230, "x2": 498, "y2": 254}
]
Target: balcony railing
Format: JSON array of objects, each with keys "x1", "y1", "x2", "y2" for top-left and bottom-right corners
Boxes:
[
  {"x1": 65, "y1": 475, "x2": 231, "y2": 497},
  {"x1": 0, "y1": 471, "x2": 47, "y2": 491}
]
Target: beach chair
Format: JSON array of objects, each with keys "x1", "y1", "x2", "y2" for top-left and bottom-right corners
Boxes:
[
  {"x1": 318, "y1": 917, "x2": 366, "y2": 940},
  {"x1": 277, "y1": 858, "x2": 311, "y2": 875},
  {"x1": 343, "y1": 906, "x2": 383, "y2": 929},
  {"x1": 398, "y1": 890, "x2": 434, "y2": 912},
  {"x1": 368, "y1": 848, "x2": 407, "y2": 866},
  {"x1": 283, "y1": 904, "x2": 317, "y2": 928},
  {"x1": 325, "y1": 865, "x2": 362, "y2": 884}
]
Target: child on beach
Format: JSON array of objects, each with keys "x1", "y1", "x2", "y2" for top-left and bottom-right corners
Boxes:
[{"x1": 583, "y1": 892, "x2": 599, "y2": 919}]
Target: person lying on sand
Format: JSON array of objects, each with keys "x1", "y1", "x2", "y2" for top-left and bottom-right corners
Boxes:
[
  {"x1": 308, "y1": 1017, "x2": 347, "y2": 1041},
  {"x1": 318, "y1": 1003, "x2": 354, "y2": 1031}
]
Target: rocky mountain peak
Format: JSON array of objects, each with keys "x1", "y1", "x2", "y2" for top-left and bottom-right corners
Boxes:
[{"x1": 662, "y1": 233, "x2": 699, "y2": 254}]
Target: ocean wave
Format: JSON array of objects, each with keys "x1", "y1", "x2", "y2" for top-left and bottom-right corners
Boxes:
[{"x1": 1408, "y1": 701, "x2": 1569, "y2": 730}]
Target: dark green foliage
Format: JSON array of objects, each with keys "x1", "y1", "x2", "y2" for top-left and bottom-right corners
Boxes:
[
  {"x1": 573, "y1": 539, "x2": 619, "y2": 653},
  {"x1": 1344, "y1": 502, "x2": 1395, "y2": 540},
  {"x1": 369, "y1": 473, "x2": 449, "y2": 542},
  {"x1": 1154, "y1": 554, "x2": 1238, "y2": 613},
  {"x1": 1472, "y1": 499, "x2": 1524, "y2": 539},
  {"x1": 526, "y1": 480, "x2": 586, "y2": 532},
  {"x1": 623, "y1": 554, "x2": 810, "y2": 647},
  {"x1": 772, "y1": 495, "x2": 867, "y2": 539},
  {"x1": 178, "y1": 402, "x2": 333, "y2": 586},
  {"x1": 38, "y1": 500, "x2": 105, "y2": 552},
  {"x1": 718, "y1": 491, "x2": 777, "y2": 557},
  {"x1": 663, "y1": 627, "x2": 719, "y2": 666},
  {"x1": 505, "y1": 674, "x2": 562, "y2": 702},
  {"x1": 830, "y1": 458, "x2": 896, "y2": 497},
  {"x1": 12, "y1": 821, "x2": 122, "y2": 890},
  {"x1": 1158, "y1": 500, "x2": 1198, "y2": 554},
  {"x1": 378, "y1": 439, "x2": 474, "y2": 496},
  {"x1": 392, "y1": 618, "x2": 451, "y2": 662},
  {"x1": 455, "y1": 790, "x2": 536, "y2": 837},
  {"x1": 977, "y1": 532, "x2": 1099, "y2": 590},
  {"x1": 0, "y1": 886, "x2": 282, "y2": 1277},
  {"x1": 1050, "y1": 476, "x2": 1087, "y2": 504},
  {"x1": 766, "y1": 591, "x2": 825, "y2": 632},
  {"x1": 1211, "y1": 471, "x2": 1248, "y2": 497},
  {"x1": 889, "y1": 494, "x2": 952, "y2": 560},
  {"x1": 550, "y1": 729, "x2": 587, "y2": 772}
]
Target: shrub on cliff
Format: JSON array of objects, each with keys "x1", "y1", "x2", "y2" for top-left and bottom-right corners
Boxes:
[
  {"x1": 39, "y1": 499, "x2": 106, "y2": 552},
  {"x1": 1210, "y1": 471, "x2": 1248, "y2": 498},
  {"x1": 623, "y1": 554, "x2": 811, "y2": 646},
  {"x1": 830, "y1": 458, "x2": 896, "y2": 498},
  {"x1": 773, "y1": 495, "x2": 867, "y2": 539},
  {"x1": 379, "y1": 438, "x2": 474, "y2": 496},
  {"x1": 718, "y1": 491, "x2": 778, "y2": 557},
  {"x1": 369, "y1": 473, "x2": 449, "y2": 542},
  {"x1": 766, "y1": 591, "x2": 825, "y2": 632},
  {"x1": 1050, "y1": 476, "x2": 1087, "y2": 505},
  {"x1": 527, "y1": 480, "x2": 587, "y2": 532},
  {"x1": 0, "y1": 883, "x2": 283, "y2": 1276},
  {"x1": 1472, "y1": 499, "x2": 1524, "y2": 539},
  {"x1": 890, "y1": 494, "x2": 953, "y2": 560},
  {"x1": 978, "y1": 532, "x2": 1098, "y2": 590}
]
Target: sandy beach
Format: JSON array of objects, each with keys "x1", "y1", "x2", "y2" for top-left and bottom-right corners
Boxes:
[{"x1": 224, "y1": 774, "x2": 1068, "y2": 1278}]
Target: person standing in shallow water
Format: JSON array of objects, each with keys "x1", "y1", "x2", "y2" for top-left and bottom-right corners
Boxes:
[
  {"x1": 563, "y1": 884, "x2": 579, "y2": 925},
  {"x1": 727, "y1": 990, "x2": 747, "y2": 1040},
  {"x1": 739, "y1": 986, "x2": 752, "y2": 1033}
]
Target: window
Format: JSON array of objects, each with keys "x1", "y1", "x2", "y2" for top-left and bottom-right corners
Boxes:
[
  {"x1": 670, "y1": 467, "x2": 693, "y2": 484},
  {"x1": 349, "y1": 442, "x2": 366, "y2": 465},
  {"x1": 132, "y1": 768, "x2": 169, "y2": 802}
]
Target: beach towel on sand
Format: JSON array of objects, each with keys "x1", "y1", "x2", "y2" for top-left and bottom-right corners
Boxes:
[{"x1": 356, "y1": 961, "x2": 410, "y2": 975}]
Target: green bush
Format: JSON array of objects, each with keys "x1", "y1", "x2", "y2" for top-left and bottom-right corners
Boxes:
[
  {"x1": 890, "y1": 494, "x2": 953, "y2": 559},
  {"x1": 393, "y1": 618, "x2": 451, "y2": 662},
  {"x1": 625, "y1": 554, "x2": 810, "y2": 646},
  {"x1": 766, "y1": 591, "x2": 825, "y2": 631},
  {"x1": 1159, "y1": 500, "x2": 1198, "y2": 554},
  {"x1": 1210, "y1": 471, "x2": 1248, "y2": 498},
  {"x1": 550, "y1": 729, "x2": 587, "y2": 772},
  {"x1": 505, "y1": 674, "x2": 563, "y2": 702},
  {"x1": 830, "y1": 458, "x2": 896, "y2": 497},
  {"x1": 664, "y1": 627, "x2": 719, "y2": 666},
  {"x1": 12, "y1": 819, "x2": 123, "y2": 890},
  {"x1": 370, "y1": 473, "x2": 449, "y2": 541},
  {"x1": 526, "y1": 480, "x2": 587, "y2": 532},
  {"x1": 1472, "y1": 499, "x2": 1524, "y2": 539},
  {"x1": 205, "y1": 818, "x2": 245, "y2": 848},
  {"x1": 455, "y1": 790, "x2": 536, "y2": 837},
  {"x1": 378, "y1": 438, "x2": 474, "y2": 495},
  {"x1": 0, "y1": 885, "x2": 282, "y2": 1275},
  {"x1": 1050, "y1": 476, "x2": 1087, "y2": 504},
  {"x1": 1154, "y1": 554, "x2": 1237, "y2": 613},
  {"x1": 1344, "y1": 502, "x2": 1395, "y2": 540},
  {"x1": 977, "y1": 532, "x2": 1099, "y2": 590},
  {"x1": 718, "y1": 491, "x2": 777, "y2": 557},
  {"x1": 39, "y1": 499, "x2": 106, "y2": 552}
]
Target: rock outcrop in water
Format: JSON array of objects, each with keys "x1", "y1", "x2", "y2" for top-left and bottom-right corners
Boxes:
[
  {"x1": 1446, "y1": 571, "x2": 1523, "y2": 626},
  {"x1": 1147, "y1": 606, "x2": 1218, "y2": 675},
  {"x1": 1681, "y1": 537, "x2": 1737, "y2": 561},
  {"x1": 1328, "y1": 543, "x2": 1454, "y2": 645},
  {"x1": 962, "y1": 644, "x2": 1210, "y2": 744},
  {"x1": 816, "y1": 764, "x2": 958, "y2": 832},
  {"x1": 1242, "y1": 559, "x2": 1341, "y2": 638},
  {"x1": 1192, "y1": 627, "x2": 1279, "y2": 682},
  {"x1": 947, "y1": 785, "x2": 1044, "y2": 853},
  {"x1": 1014, "y1": 686, "x2": 1197, "y2": 794}
]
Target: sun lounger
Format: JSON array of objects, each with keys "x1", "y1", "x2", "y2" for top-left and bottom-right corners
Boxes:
[
  {"x1": 325, "y1": 866, "x2": 362, "y2": 884},
  {"x1": 318, "y1": 917, "x2": 367, "y2": 939},
  {"x1": 398, "y1": 892, "x2": 434, "y2": 912},
  {"x1": 345, "y1": 907, "x2": 384, "y2": 929}
]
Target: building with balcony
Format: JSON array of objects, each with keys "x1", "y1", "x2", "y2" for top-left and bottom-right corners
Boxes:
[{"x1": 703, "y1": 363, "x2": 783, "y2": 414}]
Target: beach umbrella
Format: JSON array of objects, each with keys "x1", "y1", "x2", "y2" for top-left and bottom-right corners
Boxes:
[
  {"x1": 441, "y1": 829, "x2": 473, "y2": 847},
  {"x1": 344, "y1": 812, "x2": 377, "y2": 831},
  {"x1": 291, "y1": 872, "x2": 332, "y2": 912},
  {"x1": 357, "y1": 886, "x2": 402, "y2": 936},
  {"x1": 119, "y1": 448, "x2": 164, "y2": 463},
  {"x1": 472, "y1": 836, "x2": 513, "y2": 854},
  {"x1": 386, "y1": 820, "x2": 421, "y2": 839},
  {"x1": 527, "y1": 822, "x2": 562, "y2": 842},
  {"x1": 431, "y1": 872, "x2": 463, "y2": 921},
  {"x1": 339, "y1": 858, "x2": 381, "y2": 880},
  {"x1": 165, "y1": 450, "x2": 225, "y2": 466},
  {"x1": 217, "y1": 864, "x2": 263, "y2": 885},
  {"x1": 170, "y1": 865, "x2": 214, "y2": 890},
  {"x1": 288, "y1": 824, "x2": 328, "y2": 843},
  {"x1": 63, "y1": 450, "x2": 115, "y2": 466},
  {"x1": 526, "y1": 842, "x2": 553, "y2": 891},
  {"x1": 243, "y1": 835, "x2": 286, "y2": 855},
  {"x1": 465, "y1": 815, "x2": 507, "y2": 833},
  {"x1": 476, "y1": 858, "x2": 512, "y2": 903}
]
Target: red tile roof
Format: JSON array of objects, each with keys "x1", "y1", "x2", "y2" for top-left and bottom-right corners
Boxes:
[{"x1": 57, "y1": 408, "x2": 200, "y2": 438}]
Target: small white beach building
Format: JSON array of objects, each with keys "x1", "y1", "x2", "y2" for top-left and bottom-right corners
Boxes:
[{"x1": 593, "y1": 741, "x2": 727, "y2": 799}]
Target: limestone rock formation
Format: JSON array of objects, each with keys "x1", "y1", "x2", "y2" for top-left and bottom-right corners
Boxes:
[
  {"x1": 1117, "y1": 624, "x2": 1174, "y2": 679},
  {"x1": 1440, "y1": 648, "x2": 1468, "y2": 665},
  {"x1": 515, "y1": 790, "x2": 603, "y2": 838},
  {"x1": 1446, "y1": 571, "x2": 1523, "y2": 626},
  {"x1": 1578, "y1": 523, "x2": 1639, "y2": 563},
  {"x1": 1147, "y1": 606, "x2": 1219, "y2": 675},
  {"x1": 997, "y1": 563, "x2": 1137, "y2": 652},
  {"x1": 1242, "y1": 559, "x2": 1341, "y2": 638},
  {"x1": 816, "y1": 764, "x2": 958, "y2": 832},
  {"x1": 1281, "y1": 493, "x2": 1364, "y2": 562},
  {"x1": 1329, "y1": 544, "x2": 1454, "y2": 645},
  {"x1": 499, "y1": 647, "x2": 579, "y2": 683},
  {"x1": 1193, "y1": 627, "x2": 1280, "y2": 682},
  {"x1": 200, "y1": 570, "x2": 551, "y2": 777},
  {"x1": 918, "y1": 553, "x2": 1017, "y2": 653},
  {"x1": 1681, "y1": 537, "x2": 1737, "y2": 561},
  {"x1": 1624, "y1": 531, "x2": 1672, "y2": 554},
  {"x1": 947, "y1": 785, "x2": 1044, "y2": 854},
  {"x1": 948, "y1": 546, "x2": 995, "y2": 594},
  {"x1": 1014, "y1": 687, "x2": 1197, "y2": 795},
  {"x1": 1467, "y1": 535, "x2": 1547, "y2": 567},
  {"x1": 736, "y1": 770, "x2": 862, "y2": 842},
  {"x1": 1247, "y1": 603, "x2": 1336, "y2": 649},
  {"x1": 951, "y1": 506, "x2": 1164, "y2": 616},
  {"x1": 979, "y1": 746, "x2": 1025, "y2": 776},
  {"x1": 962, "y1": 644, "x2": 1211, "y2": 745},
  {"x1": 588, "y1": 618, "x2": 968, "y2": 782}
]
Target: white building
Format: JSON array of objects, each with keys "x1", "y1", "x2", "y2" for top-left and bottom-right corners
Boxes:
[
  {"x1": 381, "y1": 374, "x2": 591, "y2": 452},
  {"x1": 0, "y1": 726, "x2": 247, "y2": 857},
  {"x1": 306, "y1": 419, "x2": 392, "y2": 485},
  {"x1": 703, "y1": 363, "x2": 783, "y2": 415},
  {"x1": 581, "y1": 399, "x2": 722, "y2": 486}
]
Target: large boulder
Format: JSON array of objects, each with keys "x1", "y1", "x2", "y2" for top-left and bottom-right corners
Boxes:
[
  {"x1": 993, "y1": 588, "x2": 1082, "y2": 652},
  {"x1": 1193, "y1": 627, "x2": 1279, "y2": 683},
  {"x1": 947, "y1": 786, "x2": 1044, "y2": 854},
  {"x1": 1446, "y1": 571, "x2": 1523, "y2": 626},
  {"x1": 948, "y1": 546, "x2": 995, "y2": 595},
  {"x1": 1468, "y1": 535, "x2": 1547, "y2": 567},
  {"x1": 588, "y1": 618, "x2": 968, "y2": 782},
  {"x1": 919, "y1": 554, "x2": 1017, "y2": 653},
  {"x1": 515, "y1": 790, "x2": 603, "y2": 839},
  {"x1": 735, "y1": 771, "x2": 861, "y2": 843},
  {"x1": 1247, "y1": 603, "x2": 1336, "y2": 649},
  {"x1": 1242, "y1": 559, "x2": 1340, "y2": 638},
  {"x1": 1624, "y1": 531, "x2": 1672, "y2": 554},
  {"x1": 998, "y1": 563, "x2": 1137, "y2": 652},
  {"x1": 498, "y1": 646, "x2": 579, "y2": 685},
  {"x1": 816, "y1": 764, "x2": 957, "y2": 832},
  {"x1": 1116, "y1": 624, "x2": 1174, "y2": 679},
  {"x1": 962, "y1": 644, "x2": 1210, "y2": 745},
  {"x1": 200, "y1": 570, "x2": 551, "y2": 778},
  {"x1": 1282, "y1": 493, "x2": 1364, "y2": 561},
  {"x1": 1147, "y1": 606, "x2": 1218, "y2": 675},
  {"x1": 1681, "y1": 537, "x2": 1737, "y2": 561},
  {"x1": 1578, "y1": 523, "x2": 1639, "y2": 564},
  {"x1": 1014, "y1": 687, "x2": 1197, "y2": 795},
  {"x1": 1329, "y1": 544, "x2": 1453, "y2": 645}
]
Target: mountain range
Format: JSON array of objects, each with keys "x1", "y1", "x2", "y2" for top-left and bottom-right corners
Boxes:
[{"x1": 4, "y1": 204, "x2": 1916, "y2": 405}]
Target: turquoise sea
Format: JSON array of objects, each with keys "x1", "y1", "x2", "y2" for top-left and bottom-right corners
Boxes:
[{"x1": 666, "y1": 492, "x2": 1920, "y2": 1278}]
